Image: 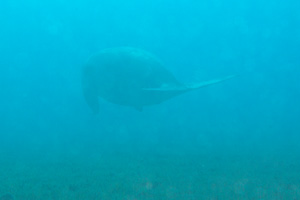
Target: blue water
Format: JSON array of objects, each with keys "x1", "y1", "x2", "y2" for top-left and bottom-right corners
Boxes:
[{"x1": 0, "y1": 0, "x2": 299, "y2": 199}]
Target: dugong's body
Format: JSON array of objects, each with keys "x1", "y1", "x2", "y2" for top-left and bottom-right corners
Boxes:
[{"x1": 82, "y1": 47, "x2": 234, "y2": 113}]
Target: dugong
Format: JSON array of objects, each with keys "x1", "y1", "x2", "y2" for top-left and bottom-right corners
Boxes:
[{"x1": 82, "y1": 47, "x2": 234, "y2": 113}]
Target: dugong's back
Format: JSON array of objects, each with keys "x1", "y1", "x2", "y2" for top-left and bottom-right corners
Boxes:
[{"x1": 82, "y1": 47, "x2": 181, "y2": 113}]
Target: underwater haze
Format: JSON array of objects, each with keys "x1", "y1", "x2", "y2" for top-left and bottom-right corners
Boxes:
[{"x1": 0, "y1": 0, "x2": 300, "y2": 199}]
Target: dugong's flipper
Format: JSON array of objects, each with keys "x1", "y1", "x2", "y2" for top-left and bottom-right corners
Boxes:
[
  {"x1": 83, "y1": 85, "x2": 99, "y2": 114},
  {"x1": 82, "y1": 66, "x2": 100, "y2": 114},
  {"x1": 140, "y1": 75, "x2": 236, "y2": 105},
  {"x1": 144, "y1": 75, "x2": 236, "y2": 92},
  {"x1": 185, "y1": 75, "x2": 236, "y2": 90}
]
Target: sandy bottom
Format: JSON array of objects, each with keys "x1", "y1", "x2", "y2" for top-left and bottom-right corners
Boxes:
[{"x1": 0, "y1": 152, "x2": 300, "y2": 200}]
